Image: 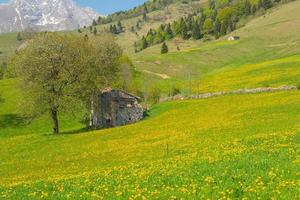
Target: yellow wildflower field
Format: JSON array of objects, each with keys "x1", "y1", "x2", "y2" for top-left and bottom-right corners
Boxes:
[{"x1": 0, "y1": 90, "x2": 299, "y2": 199}]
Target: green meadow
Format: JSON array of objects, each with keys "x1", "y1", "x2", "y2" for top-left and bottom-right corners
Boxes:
[
  {"x1": 1, "y1": 90, "x2": 300, "y2": 199},
  {"x1": 0, "y1": 0, "x2": 300, "y2": 199},
  {"x1": 131, "y1": 1, "x2": 300, "y2": 93}
]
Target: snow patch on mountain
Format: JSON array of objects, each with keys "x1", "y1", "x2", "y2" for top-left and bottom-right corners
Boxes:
[{"x1": 0, "y1": 0, "x2": 101, "y2": 33}]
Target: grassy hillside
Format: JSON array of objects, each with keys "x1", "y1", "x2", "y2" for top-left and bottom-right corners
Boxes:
[
  {"x1": 78, "y1": 0, "x2": 207, "y2": 53},
  {"x1": 0, "y1": 32, "x2": 22, "y2": 63},
  {"x1": 0, "y1": 0, "x2": 300, "y2": 199},
  {"x1": 132, "y1": 0, "x2": 300, "y2": 93},
  {"x1": 0, "y1": 90, "x2": 300, "y2": 199},
  {"x1": 0, "y1": 79, "x2": 86, "y2": 138}
]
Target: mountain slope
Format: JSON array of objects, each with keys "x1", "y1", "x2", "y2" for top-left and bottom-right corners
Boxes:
[
  {"x1": 0, "y1": 1, "x2": 300, "y2": 199},
  {"x1": 131, "y1": 0, "x2": 300, "y2": 93},
  {"x1": 0, "y1": 0, "x2": 100, "y2": 33}
]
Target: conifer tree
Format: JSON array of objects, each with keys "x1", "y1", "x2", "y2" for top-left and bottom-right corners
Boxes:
[
  {"x1": 252, "y1": 4, "x2": 257, "y2": 14},
  {"x1": 143, "y1": 12, "x2": 147, "y2": 21},
  {"x1": 136, "y1": 21, "x2": 140, "y2": 30},
  {"x1": 214, "y1": 19, "x2": 221, "y2": 38},
  {"x1": 93, "y1": 27, "x2": 97, "y2": 35},
  {"x1": 113, "y1": 25, "x2": 118, "y2": 34},
  {"x1": 17, "y1": 32, "x2": 22, "y2": 41},
  {"x1": 134, "y1": 42, "x2": 138, "y2": 53},
  {"x1": 92, "y1": 19, "x2": 97, "y2": 26},
  {"x1": 143, "y1": 3, "x2": 148, "y2": 13},
  {"x1": 181, "y1": 21, "x2": 189, "y2": 40},
  {"x1": 187, "y1": 16, "x2": 193, "y2": 31},
  {"x1": 192, "y1": 21, "x2": 201, "y2": 40},
  {"x1": 245, "y1": 0, "x2": 251, "y2": 16},
  {"x1": 220, "y1": 21, "x2": 228, "y2": 35},
  {"x1": 117, "y1": 21, "x2": 123, "y2": 33},
  {"x1": 262, "y1": 0, "x2": 272, "y2": 9},
  {"x1": 97, "y1": 16, "x2": 102, "y2": 24},
  {"x1": 165, "y1": 23, "x2": 173, "y2": 39},
  {"x1": 161, "y1": 42, "x2": 168, "y2": 54},
  {"x1": 142, "y1": 36, "x2": 148, "y2": 49},
  {"x1": 131, "y1": 26, "x2": 135, "y2": 32}
]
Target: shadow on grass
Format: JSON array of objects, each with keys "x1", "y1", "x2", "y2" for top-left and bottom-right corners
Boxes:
[
  {"x1": 0, "y1": 114, "x2": 31, "y2": 129},
  {"x1": 60, "y1": 127, "x2": 93, "y2": 135}
]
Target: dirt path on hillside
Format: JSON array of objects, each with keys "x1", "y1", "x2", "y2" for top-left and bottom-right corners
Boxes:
[{"x1": 142, "y1": 70, "x2": 171, "y2": 79}]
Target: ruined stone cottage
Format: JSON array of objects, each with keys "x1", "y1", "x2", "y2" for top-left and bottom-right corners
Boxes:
[{"x1": 90, "y1": 89, "x2": 144, "y2": 129}]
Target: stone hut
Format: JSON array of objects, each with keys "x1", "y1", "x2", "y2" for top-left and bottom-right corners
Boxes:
[{"x1": 90, "y1": 89, "x2": 144, "y2": 129}]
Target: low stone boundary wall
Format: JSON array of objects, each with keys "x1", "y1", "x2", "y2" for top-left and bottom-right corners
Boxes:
[{"x1": 160, "y1": 85, "x2": 297, "y2": 102}]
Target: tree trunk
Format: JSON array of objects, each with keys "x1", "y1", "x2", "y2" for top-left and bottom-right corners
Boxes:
[{"x1": 51, "y1": 109, "x2": 59, "y2": 134}]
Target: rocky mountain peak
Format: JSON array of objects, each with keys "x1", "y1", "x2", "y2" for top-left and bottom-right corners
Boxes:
[{"x1": 0, "y1": 0, "x2": 100, "y2": 33}]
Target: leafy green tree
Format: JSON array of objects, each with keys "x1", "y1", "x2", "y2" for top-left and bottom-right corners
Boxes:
[
  {"x1": 11, "y1": 33, "x2": 123, "y2": 134},
  {"x1": 92, "y1": 19, "x2": 97, "y2": 26},
  {"x1": 161, "y1": 42, "x2": 168, "y2": 54}
]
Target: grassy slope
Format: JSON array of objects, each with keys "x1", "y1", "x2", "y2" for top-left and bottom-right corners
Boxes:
[
  {"x1": 0, "y1": 91, "x2": 300, "y2": 199},
  {"x1": 78, "y1": 0, "x2": 207, "y2": 54},
  {"x1": 0, "y1": 32, "x2": 22, "y2": 63},
  {"x1": 0, "y1": 1, "x2": 300, "y2": 199},
  {"x1": 132, "y1": 1, "x2": 300, "y2": 93},
  {"x1": 0, "y1": 79, "x2": 86, "y2": 138}
]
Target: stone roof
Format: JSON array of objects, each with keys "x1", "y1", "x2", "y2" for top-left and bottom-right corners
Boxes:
[{"x1": 101, "y1": 88, "x2": 141, "y2": 100}]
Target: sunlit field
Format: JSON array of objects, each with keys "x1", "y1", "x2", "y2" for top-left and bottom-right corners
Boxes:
[
  {"x1": 0, "y1": 90, "x2": 300, "y2": 199},
  {"x1": 131, "y1": 1, "x2": 300, "y2": 94},
  {"x1": 1, "y1": 0, "x2": 300, "y2": 199}
]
